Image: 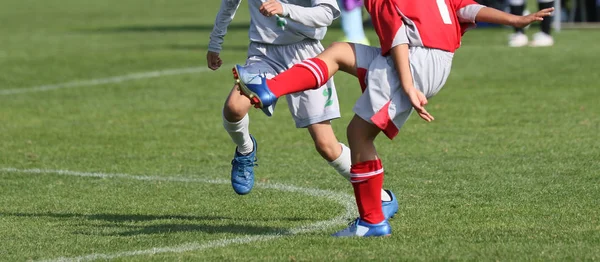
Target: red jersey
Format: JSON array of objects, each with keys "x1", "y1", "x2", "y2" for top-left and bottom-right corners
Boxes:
[{"x1": 365, "y1": 0, "x2": 482, "y2": 55}]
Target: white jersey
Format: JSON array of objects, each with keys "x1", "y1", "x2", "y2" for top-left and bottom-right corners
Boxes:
[{"x1": 208, "y1": 0, "x2": 340, "y2": 53}]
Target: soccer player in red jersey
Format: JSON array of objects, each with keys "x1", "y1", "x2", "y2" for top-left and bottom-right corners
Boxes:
[{"x1": 232, "y1": 0, "x2": 553, "y2": 237}]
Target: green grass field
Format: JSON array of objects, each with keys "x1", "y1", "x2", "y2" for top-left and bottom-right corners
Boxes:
[{"x1": 1, "y1": 0, "x2": 599, "y2": 261}]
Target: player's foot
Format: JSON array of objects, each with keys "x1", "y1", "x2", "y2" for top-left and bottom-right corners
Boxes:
[
  {"x1": 382, "y1": 190, "x2": 399, "y2": 219},
  {"x1": 332, "y1": 218, "x2": 391, "y2": 237},
  {"x1": 232, "y1": 65, "x2": 277, "y2": 116},
  {"x1": 508, "y1": 32, "x2": 529, "y2": 47},
  {"x1": 230, "y1": 135, "x2": 257, "y2": 195},
  {"x1": 529, "y1": 32, "x2": 554, "y2": 47}
]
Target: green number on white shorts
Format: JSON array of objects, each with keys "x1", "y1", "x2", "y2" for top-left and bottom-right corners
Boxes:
[{"x1": 323, "y1": 87, "x2": 333, "y2": 107}]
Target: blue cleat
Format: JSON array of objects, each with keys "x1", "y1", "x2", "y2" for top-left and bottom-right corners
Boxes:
[
  {"x1": 230, "y1": 135, "x2": 257, "y2": 195},
  {"x1": 382, "y1": 190, "x2": 399, "y2": 220},
  {"x1": 232, "y1": 65, "x2": 278, "y2": 116},
  {"x1": 332, "y1": 218, "x2": 391, "y2": 237}
]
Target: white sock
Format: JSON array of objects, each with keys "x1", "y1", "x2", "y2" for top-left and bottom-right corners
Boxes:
[
  {"x1": 381, "y1": 190, "x2": 392, "y2": 202},
  {"x1": 328, "y1": 143, "x2": 351, "y2": 180},
  {"x1": 222, "y1": 113, "x2": 254, "y2": 155},
  {"x1": 328, "y1": 143, "x2": 391, "y2": 201}
]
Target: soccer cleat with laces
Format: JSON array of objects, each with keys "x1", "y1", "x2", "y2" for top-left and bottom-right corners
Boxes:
[
  {"x1": 382, "y1": 190, "x2": 399, "y2": 220},
  {"x1": 230, "y1": 135, "x2": 257, "y2": 195},
  {"x1": 232, "y1": 65, "x2": 278, "y2": 115},
  {"x1": 332, "y1": 218, "x2": 391, "y2": 237}
]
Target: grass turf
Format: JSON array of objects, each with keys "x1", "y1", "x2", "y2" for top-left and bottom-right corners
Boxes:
[{"x1": 1, "y1": 0, "x2": 599, "y2": 260}]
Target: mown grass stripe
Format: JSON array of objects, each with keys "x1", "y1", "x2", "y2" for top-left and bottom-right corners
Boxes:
[{"x1": 0, "y1": 66, "x2": 217, "y2": 95}]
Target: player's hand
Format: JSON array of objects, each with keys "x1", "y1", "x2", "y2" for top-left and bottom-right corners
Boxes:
[
  {"x1": 514, "y1": 7, "x2": 554, "y2": 28},
  {"x1": 259, "y1": 0, "x2": 284, "y2": 17},
  {"x1": 405, "y1": 87, "x2": 434, "y2": 122},
  {"x1": 206, "y1": 51, "x2": 223, "y2": 70}
]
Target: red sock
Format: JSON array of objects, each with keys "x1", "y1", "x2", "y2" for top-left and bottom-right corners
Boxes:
[
  {"x1": 350, "y1": 159, "x2": 385, "y2": 224},
  {"x1": 267, "y1": 58, "x2": 329, "y2": 98}
]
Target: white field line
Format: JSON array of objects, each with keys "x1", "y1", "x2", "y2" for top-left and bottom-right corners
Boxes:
[
  {"x1": 0, "y1": 168, "x2": 356, "y2": 262},
  {"x1": 0, "y1": 66, "x2": 217, "y2": 96}
]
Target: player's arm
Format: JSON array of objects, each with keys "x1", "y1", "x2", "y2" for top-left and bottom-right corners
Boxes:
[
  {"x1": 259, "y1": 0, "x2": 340, "y2": 27},
  {"x1": 389, "y1": 44, "x2": 434, "y2": 122},
  {"x1": 207, "y1": 0, "x2": 242, "y2": 70},
  {"x1": 474, "y1": 6, "x2": 554, "y2": 28},
  {"x1": 363, "y1": 0, "x2": 433, "y2": 121}
]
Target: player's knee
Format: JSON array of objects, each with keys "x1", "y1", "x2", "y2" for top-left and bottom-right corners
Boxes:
[
  {"x1": 313, "y1": 138, "x2": 340, "y2": 161},
  {"x1": 325, "y1": 42, "x2": 355, "y2": 74},
  {"x1": 327, "y1": 41, "x2": 340, "y2": 49},
  {"x1": 223, "y1": 99, "x2": 246, "y2": 122},
  {"x1": 346, "y1": 121, "x2": 372, "y2": 144},
  {"x1": 223, "y1": 90, "x2": 251, "y2": 122},
  {"x1": 327, "y1": 41, "x2": 349, "y2": 50},
  {"x1": 346, "y1": 121, "x2": 362, "y2": 142}
]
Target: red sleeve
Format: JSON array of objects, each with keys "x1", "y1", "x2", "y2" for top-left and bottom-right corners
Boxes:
[{"x1": 363, "y1": 0, "x2": 403, "y2": 56}]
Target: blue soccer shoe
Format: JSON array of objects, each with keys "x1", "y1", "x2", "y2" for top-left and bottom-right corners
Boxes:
[
  {"x1": 382, "y1": 190, "x2": 399, "y2": 220},
  {"x1": 230, "y1": 135, "x2": 257, "y2": 195},
  {"x1": 232, "y1": 65, "x2": 278, "y2": 116},
  {"x1": 332, "y1": 218, "x2": 391, "y2": 237}
]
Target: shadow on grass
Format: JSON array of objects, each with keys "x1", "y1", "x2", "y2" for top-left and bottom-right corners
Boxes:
[
  {"x1": 89, "y1": 223, "x2": 289, "y2": 237},
  {"x1": 3, "y1": 212, "x2": 310, "y2": 236},
  {"x1": 82, "y1": 23, "x2": 250, "y2": 33},
  {"x1": 6, "y1": 212, "x2": 228, "y2": 222}
]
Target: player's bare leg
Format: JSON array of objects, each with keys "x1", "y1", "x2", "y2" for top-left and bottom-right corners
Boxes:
[
  {"x1": 302, "y1": 45, "x2": 399, "y2": 212},
  {"x1": 232, "y1": 42, "x2": 360, "y2": 108},
  {"x1": 333, "y1": 115, "x2": 392, "y2": 237},
  {"x1": 223, "y1": 84, "x2": 257, "y2": 195},
  {"x1": 307, "y1": 121, "x2": 342, "y2": 162},
  {"x1": 313, "y1": 41, "x2": 360, "y2": 77},
  {"x1": 233, "y1": 42, "x2": 398, "y2": 219},
  {"x1": 346, "y1": 115, "x2": 380, "y2": 164},
  {"x1": 224, "y1": 84, "x2": 253, "y2": 122},
  {"x1": 307, "y1": 121, "x2": 354, "y2": 183}
]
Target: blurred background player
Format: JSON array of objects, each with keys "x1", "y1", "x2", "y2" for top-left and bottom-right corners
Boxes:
[
  {"x1": 508, "y1": 0, "x2": 555, "y2": 47},
  {"x1": 337, "y1": 0, "x2": 370, "y2": 45},
  {"x1": 207, "y1": 0, "x2": 398, "y2": 218},
  {"x1": 232, "y1": 0, "x2": 552, "y2": 236}
]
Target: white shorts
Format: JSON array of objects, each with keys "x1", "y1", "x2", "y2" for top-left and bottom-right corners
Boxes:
[
  {"x1": 242, "y1": 39, "x2": 341, "y2": 128},
  {"x1": 353, "y1": 44, "x2": 454, "y2": 139}
]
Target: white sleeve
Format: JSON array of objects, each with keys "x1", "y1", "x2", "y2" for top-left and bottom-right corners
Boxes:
[
  {"x1": 280, "y1": 0, "x2": 340, "y2": 28},
  {"x1": 208, "y1": 0, "x2": 243, "y2": 53},
  {"x1": 456, "y1": 4, "x2": 485, "y2": 23}
]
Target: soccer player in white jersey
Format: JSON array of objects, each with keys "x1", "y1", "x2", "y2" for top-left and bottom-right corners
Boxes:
[
  {"x1": 233, "y1": 0, "x2": 552, "y2": 236},
  {"x1": 207, "y1": 0, "x2": 399, "y2": 219}
]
